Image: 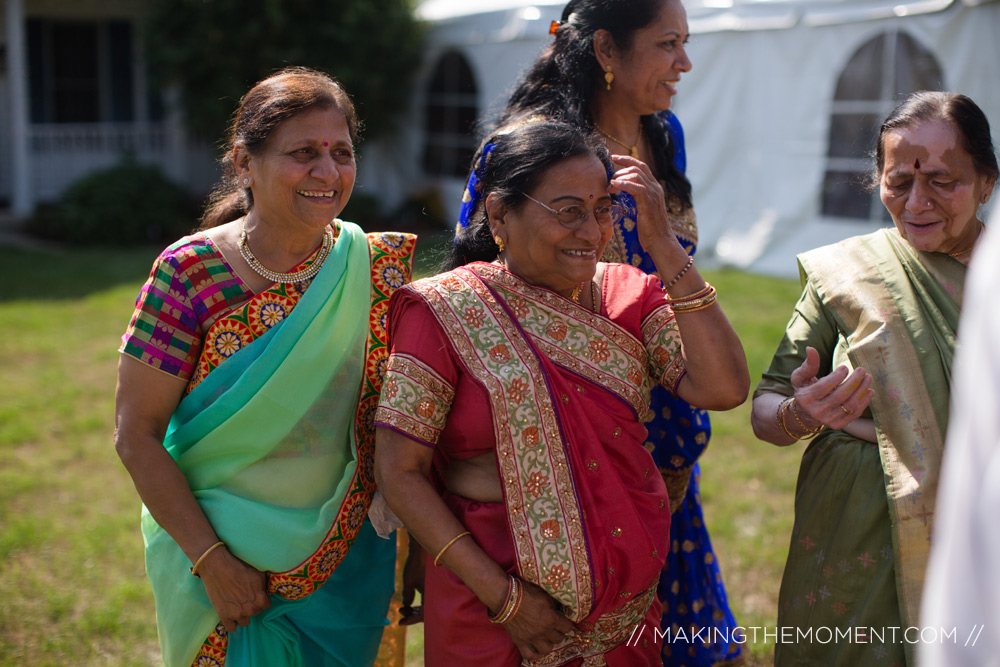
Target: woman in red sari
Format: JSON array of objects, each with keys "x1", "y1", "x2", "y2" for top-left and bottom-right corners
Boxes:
[{"x1": 374, "y1": 121, "x2": 748, "y2": 666}]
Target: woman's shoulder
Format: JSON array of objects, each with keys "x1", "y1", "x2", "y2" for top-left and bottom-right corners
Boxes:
[
  {"x1": 798, "y1": 228, "x2": 893, "y2": 269},
  {"x1": 364, "y1": 229, "x2": 418, "y2": 262},
  {"x1": 156, "y1": 231, "x2": 218, "y2": 269}
]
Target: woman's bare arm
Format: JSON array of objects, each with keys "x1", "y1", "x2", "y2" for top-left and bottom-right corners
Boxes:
[
  {"x1": 114, "y1": 354, "x2": 270, "y2": 630},
  {"x1": 375, "y1": 427, "x2": 575, "y2": 660}
]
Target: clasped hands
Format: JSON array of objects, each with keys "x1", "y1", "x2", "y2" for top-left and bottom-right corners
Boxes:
[
  {"x1": 790, "y1": 346, "x2": 875, "y2": 432},
  {"x1": 197, "y1": 545, "x2": 271, "y2": 632},
  {"x1": 505, "y1": 580, "x2": 576, "y2": 662}
]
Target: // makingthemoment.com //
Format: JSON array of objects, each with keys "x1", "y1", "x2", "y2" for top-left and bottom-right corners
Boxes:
[{"x1": 624, "y1": 624, "x2": 985, "y2": 648}]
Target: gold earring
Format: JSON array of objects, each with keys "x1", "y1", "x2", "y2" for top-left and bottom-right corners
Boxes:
[
  {"x1": 604, "y1": 65, "x2": 614, "y2": 91},
  {"x1": 494, "y1": 235, "x2": 505, "y2": 253}
]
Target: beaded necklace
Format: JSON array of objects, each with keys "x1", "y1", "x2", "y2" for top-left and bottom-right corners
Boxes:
[{"x1": 239, "y1": 222, "x2": 335, "y2": 284}]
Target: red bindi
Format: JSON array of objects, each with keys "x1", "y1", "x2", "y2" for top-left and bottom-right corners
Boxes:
[
  {"x1": 914, "y1": 159, "x2": 920, "y2": 169},
  {"x1": 323, "y1": 141, "x2": 329, "y2": 147}
]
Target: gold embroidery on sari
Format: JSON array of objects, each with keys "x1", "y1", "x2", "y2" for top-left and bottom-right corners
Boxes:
[
  {"x1": 407, "y1": 266, "x2": 594, "y2": 621},
  {"x1": 375, "y1": 354, "x2": 455, "y2": 445},
  {"x1": 533, "y1": 582, "x2": 658, "y2": 666},
  {"x1": 642, "y1": 304, "x2": 685, "y2": 394}
]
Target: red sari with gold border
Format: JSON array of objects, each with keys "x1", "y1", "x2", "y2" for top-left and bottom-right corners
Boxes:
[{"x1": 375, "y1": 262, "x2": 681, "y2": 666}]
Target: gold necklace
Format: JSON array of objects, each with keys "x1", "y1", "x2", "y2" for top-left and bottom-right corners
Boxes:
[
  {"x1": 239, "y1": 222, "x2": 335, "y2": 283},
  {"x1": 570, "y1": 281, "x2": 598, "y2": 312},
  {"x1": 594, "y1": 122, "x2": 643, "y2": 158},
  {"x1": 948, "y1": 222, "x2": 984, "y2": 258}
]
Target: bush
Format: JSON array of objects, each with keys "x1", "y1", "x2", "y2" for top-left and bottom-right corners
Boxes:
[
  {"x1": 145, "y1": 0, "x2": 424, "y2": 143},
  {"x1": 27, "y1": 162, "x2": 201, "y2": 246}
]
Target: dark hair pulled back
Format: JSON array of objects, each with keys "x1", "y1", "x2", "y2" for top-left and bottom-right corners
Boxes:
[
  {"x1": 199, "y1": 67, "x2": 360, "y2": 229},
  {"x1": 872, "y1": 91, "x2": 999, "y2": 190},
  {"x1": 496, "y1": 0, "x2": 691, "y2": 209},
  {"x1": 448, "y1": 121, "x2": 611, "y2": 269}
]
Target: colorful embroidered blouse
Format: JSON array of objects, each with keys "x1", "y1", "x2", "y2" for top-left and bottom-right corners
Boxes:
[{"x1": 119, "y1": 233, "x2": 257, "y2": 380}]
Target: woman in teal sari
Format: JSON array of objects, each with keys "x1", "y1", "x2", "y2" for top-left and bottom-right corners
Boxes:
[
  {"x1": 114, "y1": 68, "x2": 415, "y2": 667},
  {"x1": 751, "y1": 92, "x2": 997, "y2": 666}
]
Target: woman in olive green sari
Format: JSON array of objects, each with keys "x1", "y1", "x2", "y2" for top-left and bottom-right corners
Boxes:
[{"x1": 751, "y1": 92, "x2": 997, "y2": 666}]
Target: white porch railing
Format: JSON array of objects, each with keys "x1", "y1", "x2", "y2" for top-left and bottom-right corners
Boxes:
[{"x1": 28, "y1": 122, "x2": 178, "y2": 202}]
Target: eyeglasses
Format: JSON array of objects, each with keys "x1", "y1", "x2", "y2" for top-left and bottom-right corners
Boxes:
[{"x1": 521, "y1": 192, "x2": 623, "y2": 229}]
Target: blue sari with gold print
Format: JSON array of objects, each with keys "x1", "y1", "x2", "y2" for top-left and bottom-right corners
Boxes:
[
  {"x1": 456, "y1": 112, "x2": 743, "y2": 666},
  {"x1": 611, "y1": 112, "x2": 744, "y2": 667}
]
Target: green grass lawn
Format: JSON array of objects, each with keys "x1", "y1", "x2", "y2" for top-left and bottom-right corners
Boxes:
[{"x1": 0, "y1": 237, "x2": 803, "y2": 666}]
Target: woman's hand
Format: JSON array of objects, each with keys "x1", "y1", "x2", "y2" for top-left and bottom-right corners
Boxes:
[
  {"x1": 791, "y1": 346, "x2": 875, "y2": 431},
  {"x1": 504, "y1": 580, "x2": 576, "y2": 661},
  {"x1": 197, "y1": 545, "x2": 271, "y2": 632},
  {"x1": 608, "y1": 155, "x2": 679, "y2": 258},
  {"x1": 399, "y1": 541, "x2": 426, "y2": 626}
]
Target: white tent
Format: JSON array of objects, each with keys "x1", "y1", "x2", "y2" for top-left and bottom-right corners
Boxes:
[{"x1": 358, "y1": 0, "x2": 1000, "y2": 276}]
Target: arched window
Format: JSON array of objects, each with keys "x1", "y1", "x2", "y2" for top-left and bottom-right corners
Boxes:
[
  {"x1": 422, "y1": 50, "x2": 479, "y2": 178},
  {"x1": 821, "y1": 31, "x2": 943, "y2": 222}
]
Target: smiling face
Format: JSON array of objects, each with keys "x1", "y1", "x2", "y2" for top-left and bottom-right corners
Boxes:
[
  {"x1": 879, "y1": 119, "x2": 995, "y2": 255},
  {"x1": 238, "y1": 105, "x2": 356, "y2": 233},
  {"x1": 490, "y1": 154, "x2": 613, "y2": 297},
  {"x1": 609, "y1": 0, "x2": 692, "y2": 114}
]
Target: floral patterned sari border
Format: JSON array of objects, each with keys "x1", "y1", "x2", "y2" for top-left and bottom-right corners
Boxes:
[
  {"x1": 405, "y1": 266, "x2": 594, "y2": 620},
  {"x1": 188, "y1": 230, "x2": 416, "y2": 666}
]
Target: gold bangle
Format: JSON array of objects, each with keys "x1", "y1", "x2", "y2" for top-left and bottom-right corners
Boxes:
[
  {"x1": 789, "y1": 398, "x2": 826, "y2": 440},
  {"x1": 666, "y1": 282, "x2": 713, "y2": 304},
  {"x1": 434, "y1": 531, "x2": 472, "y2": 567},
  {"x1": 190, "y1": 541, "x2": 226, "y2": 578},
  {"x1": 489, "y1": 575, "x2": 523, "y2": 624},
  {"x1": 672, "y1": 293, "x2": 718, "y2": 313},
  {"x1": 777, "y1": 397, "x2": 799, "y2": 441}
]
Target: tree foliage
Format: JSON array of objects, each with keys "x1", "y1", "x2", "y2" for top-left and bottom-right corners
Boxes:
[{"x1": 144, "y1": 0, "x2": 424, "y2": 143}]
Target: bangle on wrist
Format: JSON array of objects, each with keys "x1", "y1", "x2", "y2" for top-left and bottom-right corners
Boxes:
[
  {"x1": 190, "y1": 541, "x2": 225, "y2": 578},
  {"x1": 434, "y1": 531, "x2": 472, "y2": 567},
  {"x1": 488, "y1": 575, "x2": 523, "y2": 624},
  {"x1": 776, "y1": 397, "x2": 799, "y2": 441},
  {"x1": 788, "y1": 397, "x2": 826, "y2": 440},
  {"x1": 669, "y1": 283, "x2": 717, "y2": 313}
]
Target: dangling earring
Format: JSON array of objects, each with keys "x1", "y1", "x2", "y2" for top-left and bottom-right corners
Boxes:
[
  {"x1": 604, "y1": 65, "x2": 614, "y2": 91},
  {"x1": 494, "y1": 235, "x2": 505, "y2": 253}
]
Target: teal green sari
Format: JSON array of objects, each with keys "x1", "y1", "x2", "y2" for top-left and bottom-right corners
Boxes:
[{"x1": 142, "y1": 222, "x2": 411, "y2": 666}]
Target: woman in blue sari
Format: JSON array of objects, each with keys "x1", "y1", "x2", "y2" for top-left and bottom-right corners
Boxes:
[
  {"x1": 454, "y1": 2, "x2": 745, "y2": 665},
  {"x1": 114, "y1": 68, "x2": 414, "y2": 666}
]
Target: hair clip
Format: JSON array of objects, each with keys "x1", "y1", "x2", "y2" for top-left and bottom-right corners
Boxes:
[{"x1": 549, "y1": 20, "x2": 561, "y2": 36}]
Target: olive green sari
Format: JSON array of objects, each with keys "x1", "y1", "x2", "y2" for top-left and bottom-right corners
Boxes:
[{"x1": 756, "y1": 228, "x2": 964, "y2": 666}]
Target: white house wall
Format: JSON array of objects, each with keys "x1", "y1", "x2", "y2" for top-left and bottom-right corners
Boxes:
[{"x1": 1, "y1": 0, "x2": 218, "y2": 215}]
